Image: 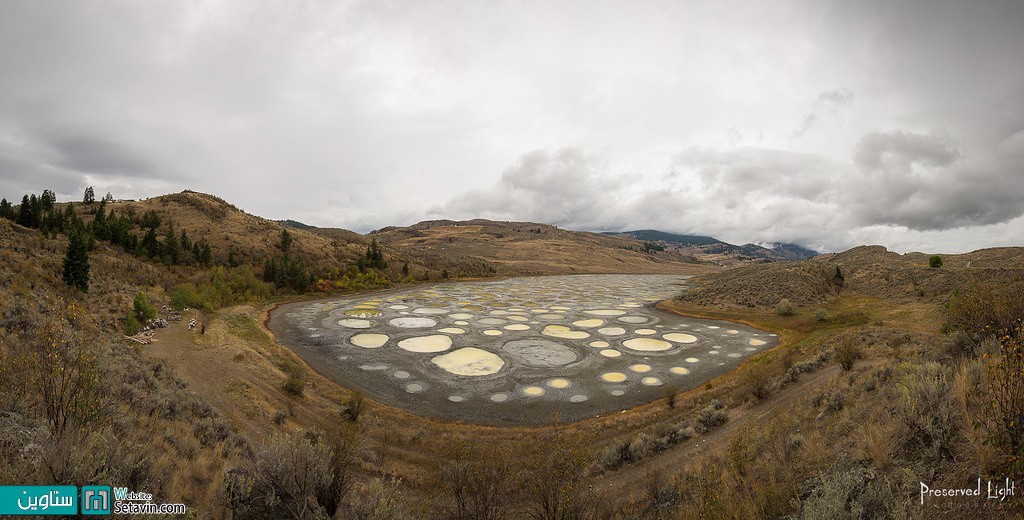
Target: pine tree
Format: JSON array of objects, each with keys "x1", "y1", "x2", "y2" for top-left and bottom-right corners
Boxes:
[
  {"x1": 162, "y1": 224, "x2": 179, "y2": 264},
  {"x1": 179, "y1": 230, "x2": 192, "y2": 262},
  {"x1": 92, "y1": 200, "x2": 108, "y2": 240},
  {"x1": 102, "y1": 192, "x2": 114, "y2": 203},
  {"x1": 141, "y1": 227, "x2": 159, "y2": 259},
  {"x1": 62, "y1": 229, "x2": 90, "y2": 291},
  {"x1": 363, "y1": 238, "x2": 387, "y2": 269},
  {"x1": 40, "y1": 189, "x2": 56, "y2": 211},
  {"x1": 140, "y1": 210, "x2": 161, "y2": 230},
  {"x1": 200, "y1": 242, "x2": 212, "y2": 265},
  {"x1": 28, "y1": 194, "x2": 41, "y2": 228},
  {"x1": 0, "y1": 198, "x2": 13, "y2": 220},
  {"x1": 280, "y1": 228, "x2": 293, "y2": 255},
  {"x1": 16, "y1": 195, "x2": 33, "y2": 227},
  {"x1": 832, "y1": 266, "x2": 845, "y2": 287},
  {"x1": 83, "y1": 186, "x2": 95, "y2": 204},
  {"x1": 402, "y1": 262, "x2": 409, "y2": 277}
]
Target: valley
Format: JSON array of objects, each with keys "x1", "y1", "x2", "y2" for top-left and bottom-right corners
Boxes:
[{"x1": 0, "y1": 190, "x2": 1021, "y2": 518}]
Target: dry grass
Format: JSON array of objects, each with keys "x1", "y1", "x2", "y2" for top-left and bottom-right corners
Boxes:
[{"x1": 5, "y1": 193, "x2": 1024, "y2": 516}]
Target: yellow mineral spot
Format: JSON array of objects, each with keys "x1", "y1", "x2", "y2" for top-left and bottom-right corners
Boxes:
[
  {"x1": 663, "y1": 333, "x2": 698, "y2": 344},
  {"x1": 600, "y1": 372, "x2": 628, "y2": 383},
  {"x1": 622, "y1": 338, "x2": 673, "y2": 352},
  {"x1": 431, "y1": 347, "x2": 505, "y2": 376},
  {"x1": 349, "y1": 333, "x2": 389, "y2": 348},
  {"x1": 397, "y1": 335, "x2": 453, "y2": 353}
]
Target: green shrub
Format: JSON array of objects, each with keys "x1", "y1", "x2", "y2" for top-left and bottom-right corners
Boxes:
[
  {"x1": 133, "y1": 292, "x2": 156, "y2": 322},
  {"x1": 123, "y1": 310, "x2": 141, "y2": 335},
  {"x1": 347, "y1": 477, "x2": 407, "y2": 520},
  {"x1": 776, "y1": 299, "x2": 795, "y2": 316},
  {"x1": 597, "y1": 439, "x2": 633, "y2": 469},
  {"x1": 743, "y1": 365, "x2": 771, "y2": 400},
  {"x1": 339, "y1": 391, "x2": 364, "y2": 422},
  {"x1": 929, "y1": 255, "x2": 943, "y2": 268},
  {"x1": 663, "y1": 386, "x2": 678, "y2": 409},
  {"x1": 986, "y1": 322, "x2": 1024, "y2": 479},
  {"x1": 283, "y1": 375, "x2": 305, "y2": 397},
  {"x1": 896, "y1": 362, "x2": 958, "y2": 462},
  {"x1": 835, "y1": 341, "x2": 862, "y2": 371},
  {"x1": 945, "y1": 278, "x2": 1024, "y2": 345},
  {"x1": 695, "y1": 400, "x2": 727, "y2": 433},
  {"x1": 815, "y1": 308, "x2": 829, "y2": 322},
  {"x1": 169, "y1": 284, "x2": 205, "y2": 310},
  {"x1": 226, "y1": 432, "x2": 338, "y2": 519}
]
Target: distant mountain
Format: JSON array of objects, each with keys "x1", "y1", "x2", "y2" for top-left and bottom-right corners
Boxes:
[
  {"x1": 613, "y1": 229, "x2": 725, "y2": 247},
  {"x1": 609, "y1": 230, "x2": 818, "y2": 264},
  {"x1": 278, "y1": 219, "x2": 317, "y2": 230},
  {"x1": 752, "y1": 241, "x2": 820, "y2": 261}
]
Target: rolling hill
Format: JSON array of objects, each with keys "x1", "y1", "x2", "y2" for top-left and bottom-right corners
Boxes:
[
  {"x1": 608, "y1": 229, "x2": 819, "y2": 265},
  {"x1": 368, "y1": 219, "x2": 715, "y2": 276},
  {"x1": 2, "y1": 188, "x2": 1023, "y2": 517}
]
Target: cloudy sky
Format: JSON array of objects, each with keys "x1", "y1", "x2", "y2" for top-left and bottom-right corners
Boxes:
[{"x1": 2, "y1": 0, "x2": 1023, "y2": 253}]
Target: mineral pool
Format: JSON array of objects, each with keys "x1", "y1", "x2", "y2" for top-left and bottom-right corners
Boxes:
[{"x1": 268, "y1": 274, "x2": 777, "y2": 425}]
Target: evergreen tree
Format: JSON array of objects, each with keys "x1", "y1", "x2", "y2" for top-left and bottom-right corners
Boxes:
[
  {"x1": 200, "y1": 242, "x2": 212, "y2": 265},
  {"x1": 162, "y1": 224, "x2": 179, "y2": 264},
  {"x1": 102, "y1": 192, "x2": 114, "y2": 203},
  {"x1": 0, "y1": 198, "x2": 13, "y2": 220},
  {"x1": 832, "y1": 266, "x2": 845, "y2": 287},
  {"x1": 92, "y1": 200, "x2": 109, "y2": 240},
  {"x1": 83, "y1": 186, "x2": 95, "y2": 204},
  {"x1": 140, "y1": 210, "x2": 161, "y2": 230},
  {"x1": 40, "y1": 189, "x2": 56, "y2": 211},
  {"x1": 62, "y1": 229, "x2": 90, "y2": 291},
  {"x1": 179, "y1": 230, "x2": 192, "y2": 263},
  {"x1": 16, "y1": 195, "x2": 33, "y2": 228},
  {"x1": 280, "y1": 228, "x2": 293, "y2": 255},
  {"x1": 28, "y1": 194, "x2": 41, "y2": 228},
  {"x1": 262, "y1": 258, "x2": 278, "y2": 284},
  {"x1": 362, "y1": 238, "x2": 387, "y2": 270},
  {"x1": 402, "y1": 262, "x2": 409, "y2": 277},
  {"x1": 141, "y1": 227, "x2": 159, "y2": 259}
]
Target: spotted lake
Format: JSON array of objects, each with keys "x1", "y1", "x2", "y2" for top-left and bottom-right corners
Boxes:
[{"x1": 268, "y1": 274, "x2": 776, "y2": 425}]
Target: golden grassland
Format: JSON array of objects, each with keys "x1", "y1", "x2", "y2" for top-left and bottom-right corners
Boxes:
[
  {"x1": 3, "y1": 193, "x2": 1024, "y2": 517},
  {"x1": 125, "y1": 277, "x2": 1023, "y2": 517}
]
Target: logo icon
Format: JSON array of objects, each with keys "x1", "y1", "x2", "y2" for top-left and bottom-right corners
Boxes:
[{"x1": 81, "y1": 486, "x2": 111, "y2": 515}]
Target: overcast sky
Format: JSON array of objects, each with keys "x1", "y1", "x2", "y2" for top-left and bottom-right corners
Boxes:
[{"x1": 2, "y1": 0, "x2": 1023, "y2": 253}]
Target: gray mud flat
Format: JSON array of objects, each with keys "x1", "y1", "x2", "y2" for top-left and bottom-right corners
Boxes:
[{"x1": 268, "y1": 274, "x2": 776, "y2": 426}]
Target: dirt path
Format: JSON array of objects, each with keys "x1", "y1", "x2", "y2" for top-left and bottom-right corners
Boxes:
[{"x1": 591, "y1": 364, "x2": 841, "y2": 493}]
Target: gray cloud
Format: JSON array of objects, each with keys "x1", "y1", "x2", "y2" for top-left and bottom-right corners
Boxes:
[
  {"x1": 853, "y1": 131, "x2": 960, "y2": 170},
  {"x1": 1, "y1": 1, "x2": 1023, "y2": 253},
  {"x1": 46, "y1": 133, "x2": 155, "y2": 177},
  {"x1": 670, "y1": 130, "x2": 1024, "y2": 238},
  {"x1": 790, "y1": 88, "x2": 855, "y2": 139},
  {"x1": 848, "y1": 133, "x2": 1024, "y2": 230},
  {"x1": 434, "y1": 148, "x2": 634, "y2": 229}
]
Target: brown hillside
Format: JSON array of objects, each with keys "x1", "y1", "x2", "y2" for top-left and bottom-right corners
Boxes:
[
  {"x1": 371, "y1": 219, "x2": 715, "y2": 275},
  {"x1": 681, "y1": 244, "x2": 1024, "y2": 310},
  {"x1": 88, "y1": 193, "x2": 713, "y2": 279},
  {"x1": 108, "y1": 191, "x2": 368, "y2": 269}
]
